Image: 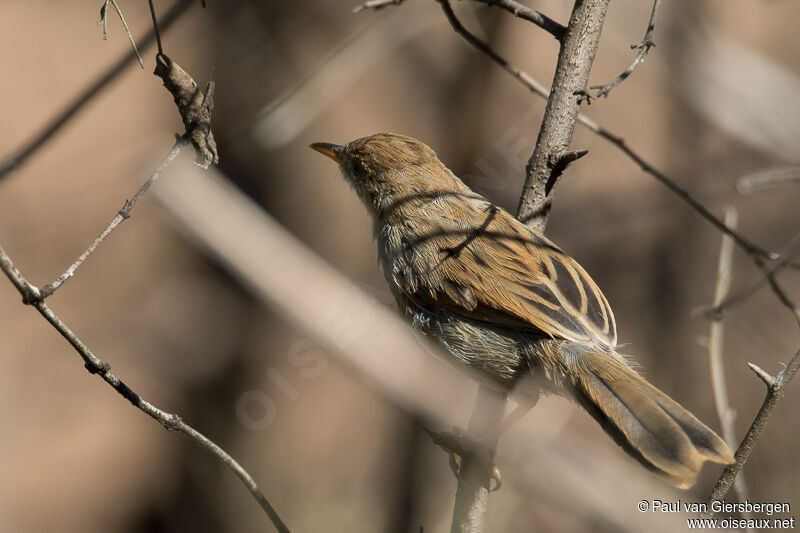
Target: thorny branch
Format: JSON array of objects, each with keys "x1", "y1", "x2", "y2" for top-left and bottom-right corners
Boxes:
[
  {"x1": 705, "y1": 349, "x2": 800, "y2": 510},
  {"x1": 435, "y1": 0, "x2": 800, "y2": 508},
  {"x1": 590, "y1": 0, "x2": 660, "y2": 98}
]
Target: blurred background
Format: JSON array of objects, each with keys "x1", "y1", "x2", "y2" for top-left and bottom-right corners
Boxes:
[{"x1": 1, "y1": 1, "x2": 798, "y2": 531}]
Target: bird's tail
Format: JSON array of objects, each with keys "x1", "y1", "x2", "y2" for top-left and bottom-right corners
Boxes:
[{"x1": 566, "y1": 348, "x2": 734, "y2": 488}]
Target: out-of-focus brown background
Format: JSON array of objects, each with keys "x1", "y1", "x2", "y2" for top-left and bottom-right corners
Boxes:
[{"x1": 1, "y1": 1, "x2": 798, "y2": 532}]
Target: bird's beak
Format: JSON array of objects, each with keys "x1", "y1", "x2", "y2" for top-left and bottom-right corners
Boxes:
[{"x1": 310, "y1": 142, "x2": 344, "y2": 164}]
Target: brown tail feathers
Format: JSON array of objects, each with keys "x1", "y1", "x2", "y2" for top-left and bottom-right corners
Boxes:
[{"x1": 569, "y1": 349, "x2": 734, "y2": 488}]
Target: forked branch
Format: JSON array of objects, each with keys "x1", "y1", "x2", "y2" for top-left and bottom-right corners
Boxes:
[{"x1": 590, "y1": 0, "x2": 661, "y2": 98}]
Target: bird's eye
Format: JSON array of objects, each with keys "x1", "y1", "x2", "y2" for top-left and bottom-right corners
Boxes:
[{"x1": 351, "y1": 160, "x2": 364, "y2": 175}]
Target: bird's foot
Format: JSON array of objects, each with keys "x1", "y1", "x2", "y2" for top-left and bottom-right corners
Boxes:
[{"x1": 424, "y1": 426, "x2": 502, "y2": 491}]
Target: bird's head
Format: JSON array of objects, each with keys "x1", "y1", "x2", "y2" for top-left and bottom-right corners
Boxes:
[{"x1": 310, "y1": 132, "x2": 466, "y2": 217}]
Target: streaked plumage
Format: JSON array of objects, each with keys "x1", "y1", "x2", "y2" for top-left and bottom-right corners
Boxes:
[{"x1": 311, "y1": 132, "x2": 734, "y2": 488}]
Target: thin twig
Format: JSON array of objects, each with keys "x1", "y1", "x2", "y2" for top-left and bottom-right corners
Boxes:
[
  {"x1": 426, "y1": 1, "x2": 777, "y2": 263},
  {"x1": 0, "y1": 244, "x2": 290, "y2": 533},
  {"x1": 433, "y1": 0, "x2": 551, "y2": 98},
  {"x1": 757, "y1": 258, "x2": 800, "y2": 330},
  {"x1": 468, "y1": 0, "x2": 565, "y2": 41},
  {"x1": 705, "y1": 349, "x2": 800, "y2": 510},
  {"x1": 0, "y1": 0, "x2": 194, "y2": 181},
  {"x1": 148, "y1": 0, "x2": 165, "y2": 57},
  {"x1": 39, "y1": 139, "x2": 189, "y2": 298},
  {"x1": 706, "y1": 208, "x2": 752, "y2": 506},
  {"x1": 590, "y1": 0, "x2": 660, "y2": 98},
  {"x1": 98, "y1": 0, "x2": 145, "y2": 69},
  {"x1": 701, "y1": 233, "x2": 800, "y2": 319},
  {"x1": 449, "y1": 386, "x2": 505, "y2": 533}
]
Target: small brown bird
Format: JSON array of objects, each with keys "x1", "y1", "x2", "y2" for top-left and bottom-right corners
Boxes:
[{"x1": 311, "y1": 133, "x2": 734, "y2": 488}]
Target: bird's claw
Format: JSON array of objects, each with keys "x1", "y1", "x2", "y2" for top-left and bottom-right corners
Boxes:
[{"x1": 425, "y1": 426, "x2": 502, "y2": 491}]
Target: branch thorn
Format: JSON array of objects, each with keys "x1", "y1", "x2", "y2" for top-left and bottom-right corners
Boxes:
[{"x1": 747, "y1": 362, "x2": 776, "y2": 388}]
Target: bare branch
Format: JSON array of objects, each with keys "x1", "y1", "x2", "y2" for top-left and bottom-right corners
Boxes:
[
  {"x1": 39, "y1": 139, "x2": 189, "y2": 298},
  {"x1": 584, "y1": 124, "x2": 777, "y2": 262},
  {"x1": 468, "y1": 0, "x2": 565, "y2": 41},
  {"x1": 706, "y1": 207, "x2": 752, "y2": 505},
  {"x1": 706, "y1": 349, "x2": 800, "y2": 509},
  {"x1": 759, "y1": 265, "x2": 800, "y2": 329},
  {"x1": 708, "y1": 207, "x2": 737, "y2": 443},
  {"x1": 98, "y1": 0, "x2": 145, "y2": 68},
  {"x1": 449, "y1": 386, "x2": 506, "y2": 533},
  {"x1": 0, "y1": 244, "x2": 291, "y2": 533},
  {"x1": 147, "y1": 0, "x2": 165, "y2": 57},
  {"x1": 439, "y1": 0, "x2": 611, "y2": 529},
  {"x1": 0, "y1": 0, "x2": 195, "y2": 182},
  {"x1": 590, "y1": 0, "x2": 660, "y2": 98},
  {"x1": 700, "y1": 232, "x2": 800, "y2": 319},
  {"x1": 433, "y1": 0, "x2": 551, "y2": 99},
  {"x1": 514, "y1": 0, "x2": 610, "y2": 233},
  {"x1": 419, "y1": 0, "x2": 777, "y2": 263}
]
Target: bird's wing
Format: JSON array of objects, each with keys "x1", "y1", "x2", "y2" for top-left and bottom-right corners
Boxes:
[{"x1": 404, "y1": 201, "x2": 617, "y2": 349}]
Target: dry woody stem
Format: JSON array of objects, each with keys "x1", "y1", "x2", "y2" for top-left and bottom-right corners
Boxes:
[
  {"x1": 706, "y1": 208, "x2": 751, "y2": 505},
  {"x1": 515, "y1": 0, "x2": 610, "y2": 233},
  {"x1": 705, "y1": 349, "x2": 800, "y2": 510},
  {"x1": 41, "y1": 140, "x2": 189, "y2": 298},
  {"x1": 99, "y1": 0, "x2": 144, "y2": 68},
  {"x1": 702, "y1": 233, "x2": 800, "y2": 319},
  {"x1": 0, "y1": 151, "x2": 290, "y2": 533},
  {"x1": 439, "y1": 0, "x2": 612, "y2": 530}
]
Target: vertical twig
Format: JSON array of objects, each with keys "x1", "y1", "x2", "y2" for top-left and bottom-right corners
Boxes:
[
  {"x1": 450, "y1": 386, "x2": 505, "y2": 533},
  {"x1": 438, "y1": 0, "x2": 611, "y2": 530},
  {"x1": 706, "y1": 207, "x2": 752, "y2": 509},
  {"x1": 148, "y1": 0, "x2": 165, "y2": 57}
]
